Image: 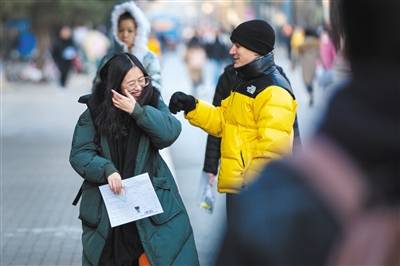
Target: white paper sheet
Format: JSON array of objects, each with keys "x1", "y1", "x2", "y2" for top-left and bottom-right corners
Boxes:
[{"x1": 99, "y1": 173, "x2": 163, "y2": 227}]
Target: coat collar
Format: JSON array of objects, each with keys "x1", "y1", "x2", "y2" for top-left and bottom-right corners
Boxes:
[{"x1": 235, "y1": 52, "x2": 275, "y2": 80}]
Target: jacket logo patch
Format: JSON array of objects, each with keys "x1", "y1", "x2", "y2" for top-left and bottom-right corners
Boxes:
[{"x1": 246, "y1": 85, "x2": 256, "y2": 94}]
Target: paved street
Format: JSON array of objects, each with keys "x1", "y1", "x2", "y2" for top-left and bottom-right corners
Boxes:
[
  {"x1": 2, "y1": 73, "x2": 91, "y2": 266},
  {"x1": 1, "y1": 47, "x2": 328, "y2": 265}
]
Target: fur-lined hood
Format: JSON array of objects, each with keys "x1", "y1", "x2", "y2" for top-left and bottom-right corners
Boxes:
[{"x1": 111, "y1": 1, "x2": 150, "y2": 62}]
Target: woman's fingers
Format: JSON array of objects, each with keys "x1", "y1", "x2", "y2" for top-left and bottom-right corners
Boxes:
[
  {"x1": 109, "y1": 179, "x2": 122, "y2": 194},
  {"x1": 111, "y1": 89, "x2": 124, "y2": 98},
  {"x1": 113, "y1": 179, "x2": 121, "y2": 194},
  {"x1": 116, "y1": 181, "x2": 122, "y2": 194},
  {"x1": 112, "y1": 95, "x2": 126, "y2": 109},
  {"x1": 112, "y1": 97, "x2": 120, "y2": 106},
  {"x1": 112, "y1": 99, "x2": 121, "y2": 110},
  {"x1": 112, "y1": 91, "x2": 134, "y2": 114},
  {"x1": 112, "y1": 90, "x2": 129, "y2": 102},
  {"x1": 112, "y1": 92, "x2": 128, "y2": 103},
  {"x1": 109, "y1": 179, "x2": 115, "y2": 193},
  {"x1": 107, "y1": 172, "x2": 123, "y2": 194},
  {"x1": 111, "y1": 179, "x2": 116, "y2": 193},
  {"x1": 124, "y1": 89, "x2": 134, "y2": 101},
  {"x1": 111, "y1": 178, "x2": 121, "y2": 194}
]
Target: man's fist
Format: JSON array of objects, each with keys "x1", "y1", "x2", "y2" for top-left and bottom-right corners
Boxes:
[{"x1": 169, "y1": 92, "x2": 196, "y2": 114}]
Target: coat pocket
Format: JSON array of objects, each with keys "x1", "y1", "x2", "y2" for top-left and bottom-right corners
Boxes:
[
  {"x1": 150, "y1": 176, "x2": 182, "y2": 225},
  {"x1": 79, "y1": 186, "x2": 102, "y2": 228}
]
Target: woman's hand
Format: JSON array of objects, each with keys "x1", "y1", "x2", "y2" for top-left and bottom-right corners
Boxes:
[
  {"x1": 107, "y1": 172, "x2": 123, "y2": 194},
  {"x1": 112, "y1": 89, "x2": 136, "y2": 114}
]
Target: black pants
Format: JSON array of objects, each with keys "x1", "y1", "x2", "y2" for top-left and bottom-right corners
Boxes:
[
  {"x1": 306, "y1": 84, "x2": 314, "y2": 106},
  {"x1": 226, "y1": 193, "x2": 240, "y2": 223},
  {"x1": 57, "y1": 61, "x2": 72, "y2": 87}
]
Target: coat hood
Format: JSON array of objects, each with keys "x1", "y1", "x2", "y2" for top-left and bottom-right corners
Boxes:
[{"x1": 111, "y1": 1, "x2": 150, "y2": 62}]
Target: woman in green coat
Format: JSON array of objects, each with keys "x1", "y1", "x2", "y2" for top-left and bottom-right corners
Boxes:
[{"x1": 70, "y1": 53, "x2": 199, "y2": 266}]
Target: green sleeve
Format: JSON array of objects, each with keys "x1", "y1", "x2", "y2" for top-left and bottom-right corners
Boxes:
[
  {"x1": 130, "y1": 99, "x2": 181, "y2": 149},
  {"x1": 69, "y1": 109, "x2": 117, "y2": 184}
]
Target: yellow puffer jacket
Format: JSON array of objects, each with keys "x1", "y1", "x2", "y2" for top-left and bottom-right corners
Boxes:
[{"x1": 186, "y1": 85, "x2": 297, "y2": 193}]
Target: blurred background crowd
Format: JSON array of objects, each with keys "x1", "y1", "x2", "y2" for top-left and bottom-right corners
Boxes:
[{"x1": 1, "y1": 0, "x2": 334, "y2": 97}]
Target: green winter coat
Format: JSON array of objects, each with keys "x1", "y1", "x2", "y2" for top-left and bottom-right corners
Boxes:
[{"x1": 70, "y1": 99, "x2": 199, "y2": 266}]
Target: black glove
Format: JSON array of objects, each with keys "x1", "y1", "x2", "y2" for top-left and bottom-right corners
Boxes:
[{"x1": 169, "y1": 92, "x2": 196, "y2": 114}]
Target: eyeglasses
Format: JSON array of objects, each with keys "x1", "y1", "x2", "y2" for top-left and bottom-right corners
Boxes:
[{"x1": 126, "y1": 76, "x2": 151, "y2": 88}]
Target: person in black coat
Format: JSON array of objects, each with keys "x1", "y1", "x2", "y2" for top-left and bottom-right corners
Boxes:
[
  {"x1": 51, "y1": 26, "x2": 77, "y2": 88},
  {"x1": 217, "y1": 0, "x2": 400, "y2": 265}
]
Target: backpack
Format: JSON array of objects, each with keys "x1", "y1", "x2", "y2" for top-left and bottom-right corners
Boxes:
[{"x1": 289, "y1": 137, "x2": 400, "y2": 266}]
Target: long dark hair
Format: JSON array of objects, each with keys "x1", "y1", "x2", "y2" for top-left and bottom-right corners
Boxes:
[
  {"x1": 90, "y1": 53, "x2": 160, "y2": 138},
  {"x1": 340, "y1": 0, "x2": 400, "y2": 69}
]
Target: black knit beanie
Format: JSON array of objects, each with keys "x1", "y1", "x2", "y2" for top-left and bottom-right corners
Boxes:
[{"x1": 230, "y1": 20, "x2": 275, "y2": 55}]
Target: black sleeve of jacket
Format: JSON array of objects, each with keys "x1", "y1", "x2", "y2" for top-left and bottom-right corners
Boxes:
[{"x1": 203, "y1": 65, "x2": 236, "y2": 174}]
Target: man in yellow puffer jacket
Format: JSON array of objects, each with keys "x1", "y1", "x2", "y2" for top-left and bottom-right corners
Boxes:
[{"x1": 169, "y1": 20, "x2": 298, "y2": 215}]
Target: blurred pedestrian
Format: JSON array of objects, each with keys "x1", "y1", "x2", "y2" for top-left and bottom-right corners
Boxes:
[
  {"x1": 205, "y1": 29, "x2": 230, "y2": 86},
  {"x1": 281, "y1": 23, "x2": 293, "y2": 61},
  {"x1": 95, "y1": 1, "x2": 162, "y2": 92},
  {"x1": 184, "y1": 31, "x2": 207, "y2": 96},
  {"x1": 169, "y1": 20, "x2": 298, "y2": 220},
  {"x1": 297, "y1": 28, "x2": 320, "y2": 106},
  {"x1": 290, "y1": 26, "x2": 304, "y2": 69},
  {"x1": 317, "y1": 24, "x2": 337, "y2": 90},
  {"x1": 51, "y1": 25, "x2": 77, "y2": 88},
  {"x1": 217, "y1": 0, "x2": 400, "y2": 265},
  {"x1": 70, "y1": 53, "x2": 199, "y2": 266}
]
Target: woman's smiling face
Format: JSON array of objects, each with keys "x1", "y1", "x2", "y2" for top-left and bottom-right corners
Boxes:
[{"x1": 121, "y1": 66, "x2": 146, "y2": 100}]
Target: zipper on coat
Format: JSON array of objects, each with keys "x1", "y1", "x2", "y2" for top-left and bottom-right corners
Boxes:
[{"x1": 240, "y1": 151, "x2": 245, "y2": 168}]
